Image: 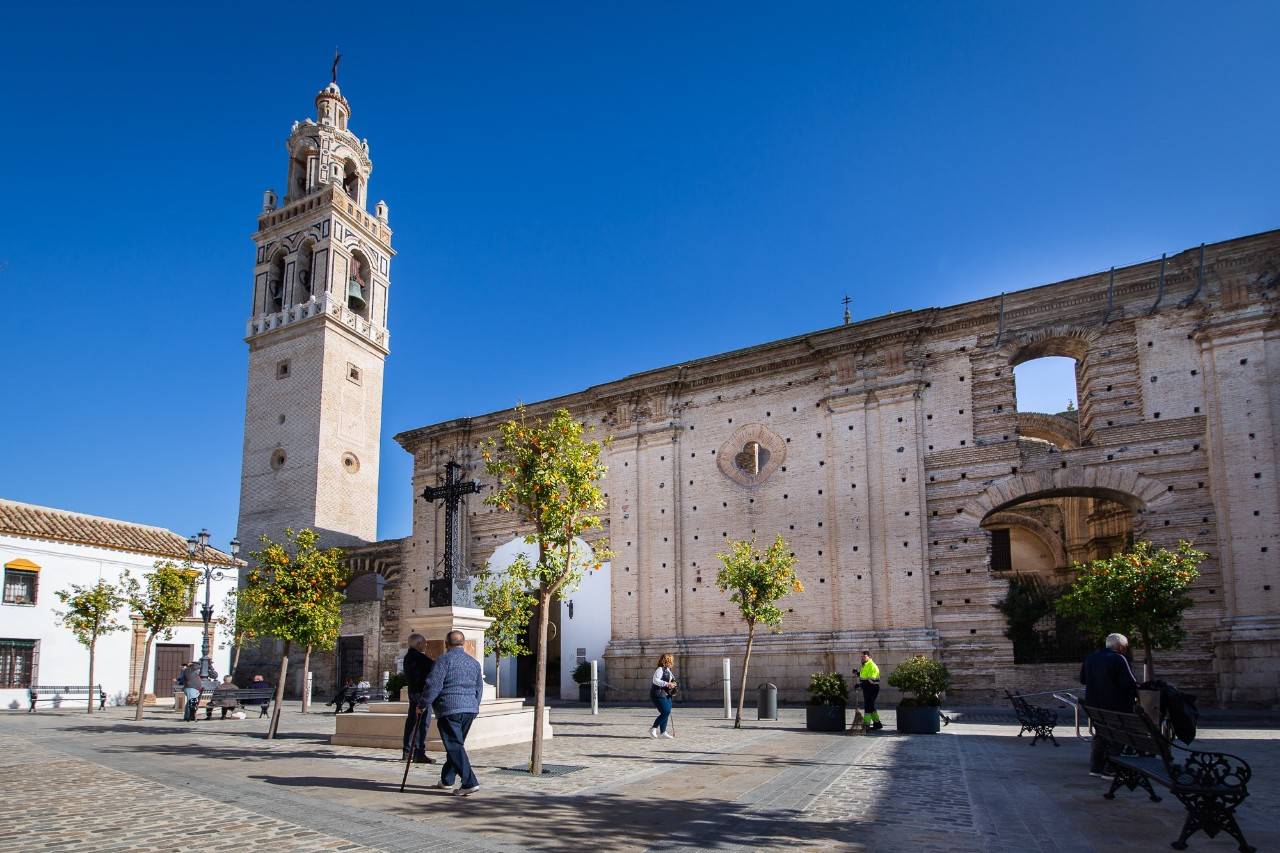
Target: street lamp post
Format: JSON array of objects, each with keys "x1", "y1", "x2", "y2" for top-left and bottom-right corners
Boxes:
[{"x1": 186, "y1": 529, "x2": 241, "y2": 681}]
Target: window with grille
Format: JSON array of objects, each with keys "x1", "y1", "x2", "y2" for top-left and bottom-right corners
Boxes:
[
  {"x1": 0, "y1": 639, "x2": 37, "y2": 688},
  {"x1": 990, "y1": 528, "x2": 1012, "y2": 573},
  {"x1": 3, "y1": 569, "x2": 37, "y2": 605}
]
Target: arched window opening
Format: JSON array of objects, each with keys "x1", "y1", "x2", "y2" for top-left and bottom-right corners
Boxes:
[
  {"x1": 986, "y1": 490, "x2": 1135, "y2": 664},
  {"x1": 287, "y1": 153, "x2": 309, "y2": 202},
  {"x1": 346, "y1": 250, "x2": 371, "y2": 318},
  {"x1": 295, "y1": 241, "x2": 315, "y2": 303},
  {"x1": 342, "y1": 159, "x2": 361, "y2": 204},
  {"x1": 1014, "y1": 356, "x2": 1080, "y2": 448},
  {"x1": 267, "y1": 251, "x2": 286, "y2": 314}
]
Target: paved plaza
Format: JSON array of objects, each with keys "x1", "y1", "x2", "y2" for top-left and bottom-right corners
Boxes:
[{"x1": 0, "y1": 704, "x2": 1276, "y2": 852}]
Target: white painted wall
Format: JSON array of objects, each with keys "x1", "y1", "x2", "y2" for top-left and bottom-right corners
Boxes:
[
  {"x1": 1, "y1": 533, "x2": 237, "y2": 711},
  {"x1": 478, "y1": 536, "x2": 611, "y2": 701}
]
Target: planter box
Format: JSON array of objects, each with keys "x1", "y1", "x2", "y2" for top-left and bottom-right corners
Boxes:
[
  {"x1": 578, "y1": 684, "x2": 590, "y2": 703},
  {"x1": 896, "y1": 704, "x2": 940, "y2": 734},
  {"x1": 806, "y1": 704, "x2": 846, "y2": 732}
]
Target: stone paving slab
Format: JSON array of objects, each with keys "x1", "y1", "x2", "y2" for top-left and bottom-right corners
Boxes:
[{"x1": 2, "y1": 704, "x2": 1277, "y2": 852}]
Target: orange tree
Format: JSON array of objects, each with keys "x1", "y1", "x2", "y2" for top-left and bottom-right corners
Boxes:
[
  {"x1": 54, "y1": 577, "x2": 129, "y2": 714},
  {"x1": 715, "y1": 536, "x2": 802, "y2": 728},
  {"x1": 482, "y1": 406, "x2": 609, "y2": 775},
  {"x1": 239, "y1": 528, "x2": 348, "y2": 738},
  {"x1": 1055, "y1": 540, "x2": 1204, "y2": 678},
  {"x1": 127, "y1": 561, "x2": 198, "y2": 720}
]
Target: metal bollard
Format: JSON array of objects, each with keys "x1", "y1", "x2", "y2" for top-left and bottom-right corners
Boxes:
[
  {"x1": 757, "y1": 682, "x2": 778, "y2": 720},
  {"x1": 590, "y1": 660, "x2": 599, "y2": 715},
  {"x1": 722, "y1": 658, "x2": 733, "y2": 720}
]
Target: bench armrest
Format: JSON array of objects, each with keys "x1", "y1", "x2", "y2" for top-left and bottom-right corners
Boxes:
[{"x1": 1173, "y1": 747, "x2": 1252, "y2": 790}]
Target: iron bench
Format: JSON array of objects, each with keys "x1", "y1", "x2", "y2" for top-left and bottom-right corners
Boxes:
[
  {"x1": 1086, "y1": 704, "x2": 1254, "y2": 852},
  {"x1": 328, "y1": 686, "x2": 381, "y2": 713},
  {"x1": 197, "y1": 687, "x2": 275, "y2": 718},
  {"x1": 1005, "y1": 690, "x2": 1059, "y2": 746},
  {"x1": 28, "y1": 685, "x2": 106, "y2": 712}
]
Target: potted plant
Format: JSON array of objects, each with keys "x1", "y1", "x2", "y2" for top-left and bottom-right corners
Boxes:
[
  {"x1": 384, "y1": 672, "x2": 407, "y2": 702},
  {"x1": 887, "y1": 655, "x2": 950, "y2": 734},
  {"x1": 805, "y1": 672, "x2": 848, "y2": 732},
  {"x1": 572, "y1": 661, "x2": 592, "y2": 702}
]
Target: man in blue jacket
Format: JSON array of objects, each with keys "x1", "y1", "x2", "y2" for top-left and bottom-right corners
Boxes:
[
  {"x1": 419, "y1": 630, "x2": 485, "y2": 796},
  {"x1": 1081, "y1": 632, "x2": 1138, "y2": 777}
]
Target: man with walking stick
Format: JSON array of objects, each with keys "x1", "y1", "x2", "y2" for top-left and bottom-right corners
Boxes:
[
  {"x1": 419, "y1": 630, "x2": 484, "y2": 796},
  {"x1": 402, "y1": 634, "x2": 435, "y2": 765}
]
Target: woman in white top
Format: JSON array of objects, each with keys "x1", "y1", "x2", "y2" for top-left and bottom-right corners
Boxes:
[{"x1": 649, "y1": 653, "x2": 677, "y2": 738}]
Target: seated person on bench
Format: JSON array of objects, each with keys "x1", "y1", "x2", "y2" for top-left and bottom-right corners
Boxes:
[
  {"x1": 206, "y1": 675, "x2": 240, "y2": 720},
  {"x1": 327, "y1": 679, "x2": 359, "y2": 713}
]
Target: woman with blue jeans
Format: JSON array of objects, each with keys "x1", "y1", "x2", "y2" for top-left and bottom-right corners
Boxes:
[{"x1": 649, "y1": 653, "x2": 677, "y2": 739}]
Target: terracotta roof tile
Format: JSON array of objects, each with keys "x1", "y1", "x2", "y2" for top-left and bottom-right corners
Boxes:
[{"x1": 0, "y1": 499, "x2": 241, "y2": 567}]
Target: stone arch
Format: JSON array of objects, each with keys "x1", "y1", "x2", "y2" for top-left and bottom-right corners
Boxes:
[
  {"x1": 1016, "y1": 412, "x2": 1079, "y2": 449},
  {"x1": 981, "y1": 510, "x2": 1068, "y2": 568},
  {"x1": 998, "y1": 324, "x2": 1099, "y2": 366},
  {"x1": 958, "y1": 465, "x2": 1173, "y2": 527}
]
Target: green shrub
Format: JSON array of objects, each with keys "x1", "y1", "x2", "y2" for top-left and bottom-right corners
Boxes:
[
  {"x1": 572, "y1": 661, "x2": 592, "y2": 685},
  {"x1": 887, "y1": 656, "x2": 950, "y2": 707},
  {"x1": 808, "y1": 672, "x2": 848, "y2": 706},
  {"x1": 384, "y1": 672, "x2": 407, "y2": 698}
]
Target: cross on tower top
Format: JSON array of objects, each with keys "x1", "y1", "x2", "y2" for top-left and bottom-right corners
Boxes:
[{"x1": 421, "y1": 461, "x2": 481, "y2": 608}]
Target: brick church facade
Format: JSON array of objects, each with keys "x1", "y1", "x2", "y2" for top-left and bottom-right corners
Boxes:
[{"x1": 233, "y1": 79, "x2": 1279, "y2": 707}]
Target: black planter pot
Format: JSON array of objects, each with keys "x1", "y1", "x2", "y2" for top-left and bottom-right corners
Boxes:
[
  {"x1": 578, "y1": 684, "x2": 590, "y2": 703},
  {"x1": 805, "y1": 704, "x2": 846, "y2": 732},
  {"x1": 388, "y1": 689, "x2": 401, "y2": 702},
  {"x1": 896, "y1": 704, "x2": 940, "y2": 734}
]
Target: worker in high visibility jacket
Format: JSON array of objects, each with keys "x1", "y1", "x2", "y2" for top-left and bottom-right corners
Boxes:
[{"x1": 857, "y1": 651, "x2": 883, "y2": 730}]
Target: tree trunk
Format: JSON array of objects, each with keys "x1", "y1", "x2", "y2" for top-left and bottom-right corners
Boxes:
[
  {"x1": 495, "y1": 657, "x2": 502, "y2": 698},
  {"x1": 232, "y1": 639, "x2": 242, "y2": 676},
  {"x1": 529, "y1": 590, "x2": 551, "y2": 775},
  {"x1": 267, "y1": 640, "x2": 290, "y2": 740},
  {"x1": 134, "y1": 634, "x2": 155, "y2": 722},
  {"x1": 86, "y1": 634, "x2": 97, "y2": 715},
  {"x1": 1141, "y1": 633, "x2": 1155, "y2": 682},
  {"x1": 734, "y1": 623, "x2": 756, "y2": 729},
  {"x1": 300, "y1": 645, "x2": 312, "y2": 714}
]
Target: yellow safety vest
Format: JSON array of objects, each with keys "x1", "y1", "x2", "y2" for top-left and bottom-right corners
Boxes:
[{"x1": 859, "y1": 660, "x2": 880, "y2": 682}]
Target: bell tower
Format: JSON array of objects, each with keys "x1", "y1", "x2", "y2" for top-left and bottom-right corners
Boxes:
[{"x1": 237, "y1": 79, "x2": 393, "y2": 550}]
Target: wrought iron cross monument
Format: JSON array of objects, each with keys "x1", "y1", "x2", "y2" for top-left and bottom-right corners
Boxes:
[{"x1": 421, "y1": 460, "x2": 481, "y2": 608}]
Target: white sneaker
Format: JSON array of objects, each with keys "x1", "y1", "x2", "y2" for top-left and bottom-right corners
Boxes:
[
  {"x1": 455, "y1": 785, "x2": 480, "y2": 797},
  {"x1": 649, "y1": 727, "x2": 659, "y2": 738},
  {"x1": 661, "y1": 731, "x2": 674, "y2": 739}
]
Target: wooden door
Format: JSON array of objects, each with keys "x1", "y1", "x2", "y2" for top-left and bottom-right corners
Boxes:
[
  {"x1": 154, "y1": 644, "x2": 192, "y2": 694},
  {"x1": 337, "y1": 637, "x2": 364, "y2": 686}
]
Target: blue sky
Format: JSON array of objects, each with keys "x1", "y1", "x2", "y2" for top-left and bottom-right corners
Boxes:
[{"x1": 1, "y1": 2, "x2": 1276, "y2": 546}]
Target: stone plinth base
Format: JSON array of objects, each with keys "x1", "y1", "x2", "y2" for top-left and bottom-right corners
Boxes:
[
  {"x1": 1214, "y1": 617, "x2": 1280, "y2": 707},
  {"x1": 331, "y1": 699, "x2": 551, "y2": 751}
]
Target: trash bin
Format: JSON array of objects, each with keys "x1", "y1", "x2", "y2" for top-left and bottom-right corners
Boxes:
[{"x1": 757, "y1": 682, "x2": 778, "y2": 720}]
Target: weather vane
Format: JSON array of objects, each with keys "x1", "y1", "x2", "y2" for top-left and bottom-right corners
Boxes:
[{"x1": 331, "y1": 48, "x2": 342, "y2": 85}]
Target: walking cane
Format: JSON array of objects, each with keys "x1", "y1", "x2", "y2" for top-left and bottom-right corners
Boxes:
[{"x1": 400, "y1": 705, "x2": 425, "y2": 793}]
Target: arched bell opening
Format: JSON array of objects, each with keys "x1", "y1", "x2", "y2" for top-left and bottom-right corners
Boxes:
[
  {"x1": 294, "y1": 240, "x2": 315, "y2": 303},
  {"x1": 267, "y1": 251, "x2": 286, "y2": 314},
  {"x1": 342, "y1": 158, "x2": 362, "y2": 205},
  {"x1": 346, "y1": 249, "x2": 371, "y2": 318}
]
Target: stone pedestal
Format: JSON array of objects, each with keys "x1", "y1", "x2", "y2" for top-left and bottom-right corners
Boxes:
[
  {"x1": 331, "y1": 698, "x2": 551, "y2": 750},
  {"x1": 1213, "y1": 617, "x2": 1280, "y2": 706},
  {"x1": 331, "y1": 604, "x2": 553, "y2": 749}
]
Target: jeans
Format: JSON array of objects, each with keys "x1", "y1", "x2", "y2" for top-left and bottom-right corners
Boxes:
[
  {"x1": 436, "y1": 712, "x2": 478, "y2": 788},
  {"x1": 403, "y1": 692, "x2": 429, "y2": 754},
  {"x1": 650, "y1": 689, "x2": 672, "y2": 733},
  {"x1": 182, "y1": 687, "x2": 201, "y2": 721}
]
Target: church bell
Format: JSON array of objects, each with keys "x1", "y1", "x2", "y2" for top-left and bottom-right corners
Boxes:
[{"x1": 346, "y1": 278, "x2": 367, "y2": 312}]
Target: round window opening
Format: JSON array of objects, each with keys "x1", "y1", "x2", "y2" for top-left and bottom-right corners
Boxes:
[
  {"x1": 270, "y1": 449, "x2": 287, "y2": 470},
  {"x1": 734, "y1": 441, "x2": 770, "y2": 476},
  {"x1": 342, "y1": 452, "x2": 360, "y2": 474}
]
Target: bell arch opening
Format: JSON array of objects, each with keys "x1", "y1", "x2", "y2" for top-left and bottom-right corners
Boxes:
[{"x1": 346, "y1": 250, "x2": 371, "y2": 318}]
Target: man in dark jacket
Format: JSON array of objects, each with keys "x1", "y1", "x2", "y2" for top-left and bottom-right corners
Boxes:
[
  {"x1": 402, "y1": 633, "x2": 435, "y2": 763},
  {"x1": 419, "y1": 630, "x2": 485, "y2": 796},
  {"x1": 1081, "y1": 632, "x2": 1138, "y2": 777}
]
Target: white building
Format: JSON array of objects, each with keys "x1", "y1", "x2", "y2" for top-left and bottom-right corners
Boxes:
[
  {"x1": 481, "y1": 537, "x2": 612, "y2": 701},
  {"x1": 0, "y1": 499, "x2": 239, "y2": 710}
]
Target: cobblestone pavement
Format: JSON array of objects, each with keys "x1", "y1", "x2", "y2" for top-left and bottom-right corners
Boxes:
[{"x1": 1, "y1": 704, "x2": 1277, "y2": 852}]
